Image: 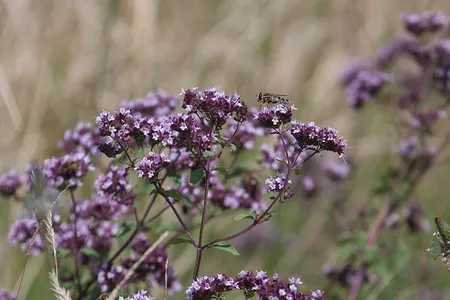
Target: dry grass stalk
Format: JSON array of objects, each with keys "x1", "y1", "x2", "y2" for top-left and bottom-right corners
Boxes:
[
  {"x1": 107, "y1": 231, "x2": 170, "y2": 300},
  {"x1": 49, "y1": 270, "x2": 72, "y2": 300}
]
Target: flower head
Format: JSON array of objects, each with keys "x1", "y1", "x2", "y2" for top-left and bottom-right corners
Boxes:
[
  {"x1": 290, "y1": 121, "x2": 348, "y2": 157},
  {"x1": 254, "y1": 105, "x2": 296, "y2": 129},
  {"x1": 95, "y1": 166, "x2": 136, "y2": 205},
  {"x1": 0, "y1": 169, "x2": 23, "y2": 197},
  {"x1": 121, "y1": 90, "x2": 178, "y2": 118},
  {"x1": 134, "y1": 152, "x2": 170, "y2": 181},
  {"x1": 58, "y1": 122, "x2": 100, "y2": 155},
  {"x1": 181, "y1": 87, "x2": 248, "y2": 130},
  {"x1": 43, "y1": 152, "x2": 94, "y2": 189},
  {"x1": 400, "y1": 12, "x2": 448, "y2": 36}
]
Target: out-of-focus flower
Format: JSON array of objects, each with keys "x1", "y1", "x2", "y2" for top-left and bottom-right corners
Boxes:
[
  {"x1": 0, "y1": 170, "x2": 23, "y2": 197},
  {"x1": 322, "y1": 160, "x2": 351, "y2": 182},
  {"x1": 0, "y1": 289, "x2": 17, "y2": 300},
  {"x1": 95, "y1": 166, "x2": 136, "y2": 205},
  {"x1": 400, "y1": 12, "x2": 448, "y2": 36},
  {"x1": 119, "y1": 290, "x2": 154, "y2": 300},
  {"x1": 58, "y1": 122, "x2": 100, "y2": 155},
  {"x1": 98, "y1": 265, "x2": 127, "y2": 293},
  {"x1": 121, "y1": 90, "x2": 178, "y2": 118},
  {"x1": 77, "y1": 196, "x2": 129, "y2": 220},
  {"x1": 345, "y1": 70, "x2": 391, "y2": 109},
  {"x1": 43, "y1": 152, "x2": 94, "y2": 190}
]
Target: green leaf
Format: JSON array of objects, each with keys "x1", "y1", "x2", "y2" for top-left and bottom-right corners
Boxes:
[
  {"x1": 233, "y1": 212, "x2": 257, "y2": 221},
  {"x1": 213, "y1": 166, "x2": 228, "y2": 173},
  {"x1": 168, "y1": 173, "x2": 182, "y2": 187},
  {"x1": 165, "y1": 189, "x2": 184, "y2": 201},
  {"x1": 172, "y1": 236, "x2": 194, "y2": 245},
  {"x1": 81, "y1": 247, "x2": 101, "y2": 259},
  {"x1": 276, "y1": 158, "x2": 288, "y2": 166},
  {"x1": 156, "y1": 223, "x2": 180, "y2": 234},
  {"x1": 294, "y1": 168, "x2": 302, "y2": 175},
  {"x1": 190, "y1": 168, "x2": 205, "y2": 185},
  {"x1": 56, "y1": 248, "x2": 71, "y2": 257},
  {"x1": 115, "y1": 220, "x2": 134, "y2": 237},
  {"x1": 140, "y1": 181, "x2": 156, "y2": 195},
  {"x1": 336, "y1": 244, "x2": 359, "y2": 261},
  {"x1": 230, "y1": 143, "x2": 237, "y2": 152},
  {"x1": 228, "y1": 167, "x2": 247, "y2": 178},
  {"x1": 209, "y1": 242, "x2": 240, "y2": 256},
  {"x1": 202, "y1": 150, "x2": 217, "y2": 158}
]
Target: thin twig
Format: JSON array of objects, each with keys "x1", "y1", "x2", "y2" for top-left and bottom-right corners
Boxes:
[
  {"x1": 108, "y1": 231, "x2": 170, "y2": 300},
  {"x1": 69, "y1": 189, "x2": 82, "y2": 295}
]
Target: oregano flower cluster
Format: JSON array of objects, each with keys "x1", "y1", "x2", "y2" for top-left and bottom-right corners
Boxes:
[{"x1": 1, "y1": 86, "x2": 347, "y2": 299}]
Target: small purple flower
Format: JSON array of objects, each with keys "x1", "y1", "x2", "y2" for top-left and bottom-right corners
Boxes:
[
  {"x1": 136, "y1": 117, "x2": 174, "y2": 147},
  {"x1": 0, "y1": 169, "x2": 23, "y2": 197},
  {"x1": 134, "y1": 152, "x2": 170, "y2": 181},
  {"x1": 433, "y1": 40, "x2": 450, "y2": 93},
  {"x1": 376, "y1": 35, "x2": 424, "y2": 66},
  {"x1": 224, "y1": 109, "x2": 265, "y2": 150},
  {"x1": 119, "y1": 290, "x2": 154, "y2": 300},
  {"x1": 121, "y1": 234, "x2": 179, "y2": 292},
  {"x1": 186, "y1": 274, "x2": 236, "y2": 300},
  {"x1": 340, "y1": 60, "x2": 369, "y2": 86},
  {"x1": 345, "y1": 70, "x2": 391, "y2": 109},
  {"x1": 0, "y1": 289, "x2": 17, "y2": 300},
  {"x1": 77, "y1": 196, "x2": 129, "y2": 221},
  {"x1": 8, "y1": 216, "x2": 44, "y2": 256},
  {"x1": 121, "y1": 90, "x2": 178, "y2": 118},
  {"x1": 181, "y1": 87, "x2": 248, "y2": 130},
  {"x1": 290, "y1": 121, "x2": 348, "y2": 157},
  {"x1": 95, "y1": 166, "x2": 136, "y2": 205},
  {"x1": 95, "y1": 108, "x2": 141, "y2": 157},
  {"x1": 400, "y1": 11, "x2": 448, "y2": 36},
  {"x1": 98, "y1": 265, "x2": 127, "y2": 292},
  {"x1": 411, "y1": 109, "x2": 446, "y2": 129},
  {"x1": 43, "y1": 152, "x2": 94, "y2": 189},
  {"x1": 302, "y1": 176, "x2": 317, "y2": 199},
  {"x1": 254, "y1": 105, "x2": 296, "y2": 129},
  {"x1": 260, "y1": 133, "x2": 304, "y2": 173},
  {"x1": 322, "y1": 160, "x2": 351, "y2": 182},
  {"x1": 265, "y1": 174, "x2": 293, "y2": 199},
  {"x1": 58, "y1": 122, "x2": 100, "y2": 155}
]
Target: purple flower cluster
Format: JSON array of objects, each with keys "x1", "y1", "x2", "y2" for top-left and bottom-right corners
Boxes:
[
  {"x1": 43, "y1": 152, "x2": 94, "y2": 189},
  {"x1": 0, "y1": 169, "x2": 23, "y2": 197},
  {"x1": 8, "y1": 214, "x2": 61, "y2": 256},
  {"x1": 400, "y1": 12, "x2": 448, "y2": 36},
  {"x1": 77, "y1": 196, "x2": 129, "y2": 221},
  {"x1": 99, "y1": 234, "x2": 180, "y2": 294},
  {"x1": 186, "y1": 270, "x2": 325, "y2": 300},
  {"x1": 119, "y1": 290, "x2": 154, "y2": 300},
  {"x1": 96, "y1": 108, "x2": 140, "y2": 157},
  {"x1": 254, "y1": 105, "x2": 296, "y2": 129},
  {"x1": 95, "y1": 166, "x2": 136, "y2": 205},
  {"x1": 265, "y1": 174, "x2": 292, "y2": 194},
  {"x1": 260, "y1": 133, "x2": 304, "y2": 173},
  {"x1": 0, "y1": 289, "x2": 17, "y2": 300},
  {"x1": 344, "y1": 69, "x2": 391, "y2": 109},
  {"x1": 322, "y1": 160, "x2": 351, "y2": 182},
  {"x1": 290, "y1": 121, "x2": 348, "y2": 157},
  {"x1": 181, "y1": 87, "x2": 248, "y2": 130},
  {"x1": 134, "y1": 152, "x2": 171, "y2": 181},
  {"x1": 121, "y1": 90, "x2": 178, "y2": 118},
  {"x1": 58, "y1": 122, "x2": 100, "y2": 155},
  {"x1": 224, "y1": 108, "x2": 265, "y2": 150}
]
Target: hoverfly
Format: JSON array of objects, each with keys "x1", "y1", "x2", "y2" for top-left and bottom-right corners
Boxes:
[
  {"x1": 256, "y1": 93, "x2": 289, "y2": 107},
  {"x1": 240, "y1": 171, "x2": 260, "y2": 199}
]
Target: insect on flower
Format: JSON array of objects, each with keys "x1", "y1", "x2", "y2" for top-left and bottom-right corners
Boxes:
[{"x1": 256, "y1": 93, "x2": 289, "y2": 107}]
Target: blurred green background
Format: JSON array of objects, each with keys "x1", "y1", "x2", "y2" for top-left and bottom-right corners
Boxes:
[{"x1": 2, "y1": 0, "x2": 450, "y2": 299}]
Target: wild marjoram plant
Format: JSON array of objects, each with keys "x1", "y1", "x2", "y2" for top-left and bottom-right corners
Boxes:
[
  {"x1": 0, "y1": 88, "x2": 347, "y2": 299},
  {"x1": 321, "y1": 11, "x2": 450, "y2": 300}
]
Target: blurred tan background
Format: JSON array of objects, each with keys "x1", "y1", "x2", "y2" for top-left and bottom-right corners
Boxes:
[{"x1": 2, "y1": 0, "x2": 450, "y2": 299}]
